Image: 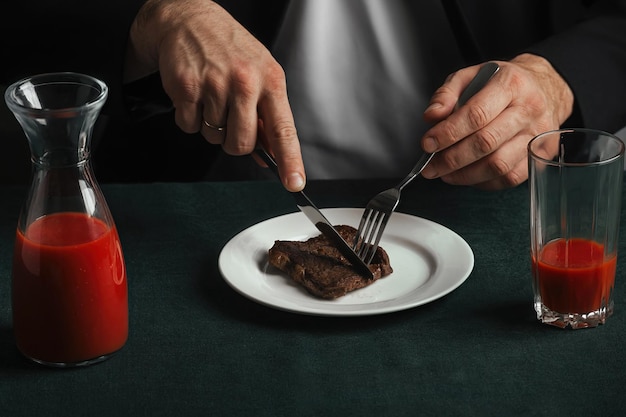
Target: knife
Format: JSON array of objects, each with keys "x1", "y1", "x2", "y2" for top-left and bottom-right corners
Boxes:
[
  {"x1": 255, "y1": 62, "x2": 500, "y2": 279},
  {"x1": 255, "y1": 148, "x2": 375, "y2": 279}
]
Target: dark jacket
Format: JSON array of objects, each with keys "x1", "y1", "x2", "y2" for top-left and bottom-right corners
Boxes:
[
  {"x1": 2, "y1": 0, "x2": 626, "y2": 183},
  {"x1": 215, "y1": 0, "x2": 626, "y2": 133}
]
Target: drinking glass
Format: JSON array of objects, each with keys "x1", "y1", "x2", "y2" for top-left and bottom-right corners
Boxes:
[{"x1": 529, "y1": 128, "x2": 624, "y2": 329}]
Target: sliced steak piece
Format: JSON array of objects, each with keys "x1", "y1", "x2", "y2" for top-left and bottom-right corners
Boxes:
[{"x1": 268, "y1": 225, "x2": 393, "y2": 299}]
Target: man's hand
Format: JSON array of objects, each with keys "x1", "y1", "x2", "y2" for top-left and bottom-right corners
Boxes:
[
  {"x1": 125, "y1": 0, "x2": 306, "y2": 191},
  {"x1": 421, "y1": 54, "x2": 574, "y2": 190}
]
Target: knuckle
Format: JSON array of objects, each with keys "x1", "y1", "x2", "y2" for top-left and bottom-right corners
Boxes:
[
  {"x1": 269, "y1": 120, "x2": 298, "y2": 143},
  {"x1": 445, "y1": 70, "x2": 458, "y2": 83},
  {"x1": 224, "y1": 139, "x2": 254, "y2": 156},
  {"x1": 264, "y1": 61, "x2": 288, "y2": 89},
  {"x1": 230, "y1": 65, "x2": 260, "y2": 98},
  {"x1": 261, "y1": 75, "x2": 289, "y2": 106},
  {"x1": 486, "y1": 156, "x2": 528, "y2": 189},
  {"x1": 437, "y1": 122, "x2": 462, "y2": 147},
  {"x1": 230, "y1": 59, "x2": 286, "y2": 97},
  {"x1": 517, "y1": 93, "x2": 545, "y2": 117},
  {"x1": 439, "y1": 150, "x2": 463, "y2": 172},
  {"x1": 508, "y1": 70, "x2": 525, "y2": 93},
  {"x1": 487, "y1": 156, "x2": 512, "y2": 178},
  {"x1": 433, "y1": 84, "x2": 453, "y2": 99},
  {"x1": 473, "y1": 129, "x2": 500, "y2": 154},
  {"x1": 430, "y1": 83, "x2": 456, "y2": 105},
  {"x1": 500, "y1": 170, "x2": 525, "y2": 188},
  {"x1": 169, "y1": 72, "x2": 202, "y2": 103},
  {"x1": 465, "y1": 104, "x2": 490, "y2": 130}
]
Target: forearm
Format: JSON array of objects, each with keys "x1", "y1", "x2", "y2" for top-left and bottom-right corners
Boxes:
[{"x1": 125, "y1": 0, "x2": 224, "y2": 83}]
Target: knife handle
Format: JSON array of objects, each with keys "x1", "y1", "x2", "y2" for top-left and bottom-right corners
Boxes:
[{"x1": 255, "y1": 148, "x2": 280, "y2": 176}]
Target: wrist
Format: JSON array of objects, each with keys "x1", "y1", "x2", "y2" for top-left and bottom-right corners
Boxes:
[
  {"x1": 124, "y1": 0, "x2": 177, "y2": 83},
  {"x1": 512, "y1": 53, "x2": 575, "y2": 125}
]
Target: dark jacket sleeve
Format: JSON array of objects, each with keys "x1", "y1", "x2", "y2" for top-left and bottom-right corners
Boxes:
[
  {"x1": 0, "y1": 1, "x2": 146, "y2": 119},
  {"x1": 524, "y1": 0, "x2": 626, "y2": 133}
]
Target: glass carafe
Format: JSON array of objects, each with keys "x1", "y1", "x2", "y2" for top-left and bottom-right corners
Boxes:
[{"x1": 4, "y1": 72, "x2": 128, "y2": 367}]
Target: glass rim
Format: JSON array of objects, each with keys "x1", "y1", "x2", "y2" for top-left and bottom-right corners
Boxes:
[
  {"x1": 4, "y1": 72, "x2": 108, "y2": 116},
  {"x1": 528, "y1": 128, "x2": 625, "y2": 167}
]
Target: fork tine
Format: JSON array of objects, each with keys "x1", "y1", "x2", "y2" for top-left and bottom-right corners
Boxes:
[
  {"x1": 360, "y1": 210, "x2": 382, "y2": 250},
  {"x1": 355, "y1": 211, "x2": 375, "y2": 257},
  {"x1": 359, "y1": 212, "x2": 385, "y2": 263},
  {"x1": 363, "y1": 213, "x2": 391, "y2": 264},
  {"x1": 356, "y1": 210, "x2": 387, "y2": 262},
  {"x1": 353, "y1": 208, "x2": 373, "y2": 250},
  {"x1": 361, "y1": 210, "x2": 383, "y2": 253}
]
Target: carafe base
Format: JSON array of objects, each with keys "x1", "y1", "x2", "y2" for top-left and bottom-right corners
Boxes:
[{"x1": 22, "y1": 352, "x2": 117, "y2": 368}]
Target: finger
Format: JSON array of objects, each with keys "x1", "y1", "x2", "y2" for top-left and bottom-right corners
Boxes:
[
  {"x1": 173, "y1": 99, "x2": 202, "y2": 134},
  {"x1": 437, "y1": 129, "x2": 530, "y2": 187},
  {"x1": 220, "y1": 89, "x2": 259, "y2": 155},
  {"x1": 422, "y1": 106, "x2": 523, "y2": 178},
  {"x1": 201, "y1": 84, "x2": 229, "y2": 145},
  {"x1": 163, "y1": 67, "x2": 229, "y2": 140},
  {"x1": 161, "y1": 67, "x2": 205, "y2": 134},
  {"x1": 168, "y1": 83, "x2": 225, "y2": 137},
  {"x1": 421, "y1": 75, "x2": 509, "y2": 155},
  {"x1": 201, "y1": 119, "x2": 227, "y2": 145},
  {"x1": 472, "y1": 158, "x2": 529, "y2": 191},
  {"x1": 258, "y1": 91, "x2": 305, "y2": 192},
  {"x1": 251, "y1": 120, "x2": 270, "y2": 167},
  {"x1": 422, "y1": 64, "x2": 483, "y2": 123}
]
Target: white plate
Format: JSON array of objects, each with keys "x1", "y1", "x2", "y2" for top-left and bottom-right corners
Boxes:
[{"x1": 219, "y1": 208, "x2": 474, "y2": 316}]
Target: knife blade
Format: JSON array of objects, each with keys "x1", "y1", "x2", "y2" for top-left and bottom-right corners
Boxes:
[{"x1": 255, "y1": 148, "x2": 375, "y2": 279}]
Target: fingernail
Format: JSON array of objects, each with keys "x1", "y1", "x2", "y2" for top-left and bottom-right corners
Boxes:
[
  {"x1": 423, "y1": 137, "x2": 438, "y2": 153},
  {"x1": 424, "y1": 103, "x2": 443, "y2": 113},
  {"x1": 287, "y1": 173, "x2": 305, "y2": 191}
]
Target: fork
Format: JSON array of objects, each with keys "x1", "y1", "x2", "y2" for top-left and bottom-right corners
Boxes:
[
  {"x1": 353, "y1": 62, "x2": 500, "y2": 264},
  {"x1": 353, "y1": 151, "x2": 434, "y2": 263}
]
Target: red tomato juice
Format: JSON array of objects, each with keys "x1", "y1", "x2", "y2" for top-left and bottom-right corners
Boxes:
[
  {"x1": 12, "y1": 212, "x2": 128, "y2": 364},
  {"x1": 533, "y1": 238, "x2": 615, "y2": 314}
]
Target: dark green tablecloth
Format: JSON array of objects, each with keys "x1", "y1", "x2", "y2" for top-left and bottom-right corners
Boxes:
[{"x1": 1, "y1": 178, "x2": 624, "y2": 417}]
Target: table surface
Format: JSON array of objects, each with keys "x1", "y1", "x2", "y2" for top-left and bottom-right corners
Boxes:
[{"x1": 1, "y1": 178, "x2": 625, "y2": 417}]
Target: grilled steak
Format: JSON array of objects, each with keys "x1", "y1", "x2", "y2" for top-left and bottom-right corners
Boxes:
[{"x1": 268, "y1": 225, "x2": 393, "y2": 299}]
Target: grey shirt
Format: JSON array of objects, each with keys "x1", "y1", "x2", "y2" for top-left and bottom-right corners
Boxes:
[{"x1": 273, "y1": 0, "x2": 464, "y2": 179}]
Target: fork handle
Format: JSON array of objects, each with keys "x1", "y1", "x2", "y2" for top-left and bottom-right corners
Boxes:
[
  {"x1": 396, "y1": 62, "x2": 500, "y2": 192},
  {"x1": 396, "y1": 152, "x2": 435, "y2": 191}
]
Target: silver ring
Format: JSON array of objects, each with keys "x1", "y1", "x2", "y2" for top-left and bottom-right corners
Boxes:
[{"x1": 203, "y1": 120, "x2": 225, "y2": 132}]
